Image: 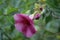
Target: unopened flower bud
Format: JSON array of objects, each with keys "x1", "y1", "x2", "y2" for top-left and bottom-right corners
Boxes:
[{"x1": 34, "y1": 13, "x2": 41, "y2": 20}]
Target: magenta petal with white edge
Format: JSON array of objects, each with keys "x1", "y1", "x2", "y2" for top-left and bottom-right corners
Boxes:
[{"x1": 14, "y1": 14, "x2": 36, "y2": 38}]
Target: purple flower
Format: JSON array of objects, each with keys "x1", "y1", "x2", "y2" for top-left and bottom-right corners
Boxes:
[
  {"x1": 14, "y1": 14, "x2": 36, "y2": 38},
  {"x1": 34, "y1": 13, "x2": 41, "y2": 20}
]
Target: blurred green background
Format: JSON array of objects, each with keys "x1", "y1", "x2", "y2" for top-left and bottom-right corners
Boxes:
[{"x1": 0, "y1": 0, "x2": 60, "y2": 40}]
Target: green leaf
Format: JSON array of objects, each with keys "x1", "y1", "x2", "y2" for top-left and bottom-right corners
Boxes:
[
  {"x1": 45, "y1": 19, "x2": 60, "y2": 33},
  {"x1": 4, "y1": 6, "x2": 18, "y2": 15},
  {"x1": 46, "y1": 0, "x2": 60, "y2": 17},
  {"x1": 45, "y1": 14, "x2": 52, "y2": 24}
]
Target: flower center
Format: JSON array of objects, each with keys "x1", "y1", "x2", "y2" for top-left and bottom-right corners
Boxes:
[{"x1": 23, "y1": 19, "x2": 31, "y2": 26}]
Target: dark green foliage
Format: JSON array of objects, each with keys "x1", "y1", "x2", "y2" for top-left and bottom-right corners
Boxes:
[{"x1": 0, "y1": 0, "x2": 60, "y2": 40}]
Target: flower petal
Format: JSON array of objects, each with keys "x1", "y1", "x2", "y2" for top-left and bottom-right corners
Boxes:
[
  {"x1": 24, "y1": 25, "x2": 36, "y2": 38},
  {"x1": 14, "y1": 14, "x2": 23, "y2": 22},
  {"x1": 25, "y1": 28, "x2": 33, "y2": 38},
  {"x1": 15, "y1": 23, "x2": 24, "y2": 32},
  {"x1": 14, "y1": 14, "x2": 37, "y2": 38},
  {"x1": 29, "y1": 25, "x2": 36, "y2": 34}
]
